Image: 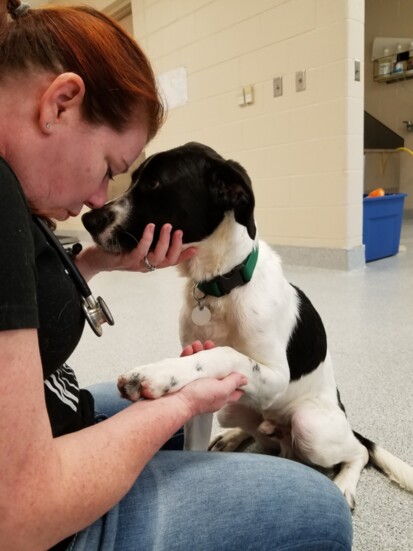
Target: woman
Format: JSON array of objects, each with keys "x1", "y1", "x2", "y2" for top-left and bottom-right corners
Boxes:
[{"x1": 0, "y1": 1, "x2": 353, "y2": 550}]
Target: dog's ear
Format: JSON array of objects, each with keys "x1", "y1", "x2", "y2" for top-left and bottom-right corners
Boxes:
[{"x1": 210, "y1": 158, "x2": 256, "y2": 240}]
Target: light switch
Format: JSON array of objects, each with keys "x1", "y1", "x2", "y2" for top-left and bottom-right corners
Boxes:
[
  {"x1": 238, "y1": 89, "x2": 246, "y2": 107},
  {"x1": 244, "y1": 85, "x2": 254, "y2": 104}
]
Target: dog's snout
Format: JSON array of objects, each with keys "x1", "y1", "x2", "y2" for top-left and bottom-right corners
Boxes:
[{"x1": 82, "y1": 209, "x2": 115, "y2": 235}]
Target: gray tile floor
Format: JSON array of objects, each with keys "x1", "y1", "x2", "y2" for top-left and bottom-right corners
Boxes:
[{"x1": 71, "y1": 219, "x2": 413, "y2": 551}]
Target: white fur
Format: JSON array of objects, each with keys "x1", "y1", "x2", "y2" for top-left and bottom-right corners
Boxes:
[{"x1": 93, "y1": 198, "x2": 132, "y2": 251}]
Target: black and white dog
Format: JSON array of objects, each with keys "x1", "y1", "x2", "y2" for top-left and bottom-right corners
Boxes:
[{"x1": 82, "y1": 142, "x2": 413, "y2": 509}]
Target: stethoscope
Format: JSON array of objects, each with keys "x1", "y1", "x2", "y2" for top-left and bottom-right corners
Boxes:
[{"x1": 34, "y1": 217, "x2": 115, "y2": 337}]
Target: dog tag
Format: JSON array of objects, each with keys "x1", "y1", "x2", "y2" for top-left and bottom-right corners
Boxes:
[{"x1": 191, "y1": 305, "x2": 211, "y2": 326}]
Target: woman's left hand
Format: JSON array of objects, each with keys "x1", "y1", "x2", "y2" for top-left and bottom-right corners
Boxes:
[
  {"x1": 115, "y1": 223, "x2": 197, "y2": 272},
  {"x1": 76, "y1": 223, "x2": 197, "y2": 280},
  {"x1": 180, "y1": 340, "x2": 215, "y2": 357}
]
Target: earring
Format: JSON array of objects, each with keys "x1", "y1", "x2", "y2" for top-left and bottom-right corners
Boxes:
[{"x1": 45, "y1": 122, "x2": 51, "y2": 130}]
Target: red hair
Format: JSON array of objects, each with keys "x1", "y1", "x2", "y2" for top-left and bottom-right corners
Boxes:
[{"x1": 0, "y1": 1, "x2": 164, "y2": 139}]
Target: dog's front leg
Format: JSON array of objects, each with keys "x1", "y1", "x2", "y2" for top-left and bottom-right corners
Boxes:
[
  {"x1": 184, "y1": 413, "x2": 214, "y2": 451},
  {"x1": 117, "y1": 346, "x2": 289, "y2": 409}
]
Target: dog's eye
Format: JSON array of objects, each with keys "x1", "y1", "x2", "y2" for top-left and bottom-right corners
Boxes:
[{"x1": 148, "y1": 181, "x2": 160, "y2": 190}]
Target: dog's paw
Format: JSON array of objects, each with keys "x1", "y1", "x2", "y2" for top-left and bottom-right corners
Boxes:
[
  {"x1": 117, "y1": 364, "x2": 181, "y2": 401},
  {"x1": 117, "y1": 371, "x2": 143, "y2": 401},
  {"x1": 333, "y1": 476, "x2": 356, "y2": 511},
  {"x1": 209, "y1": 428, "x2": 253, "y2": 452}
]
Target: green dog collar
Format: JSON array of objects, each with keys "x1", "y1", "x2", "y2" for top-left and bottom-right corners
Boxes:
[{"x1": 196, "y1": 246, "x2": 259, "y2": 298}]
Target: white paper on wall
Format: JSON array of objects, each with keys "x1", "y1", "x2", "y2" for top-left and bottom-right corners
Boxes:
[{"x1": 156, "y1": 66, "x2": 188, "y2": 110}]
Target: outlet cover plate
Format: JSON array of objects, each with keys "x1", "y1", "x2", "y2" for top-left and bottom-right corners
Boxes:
[
  {"x1": 273, "y1": 76, "x2": 283, "y2": 97},
  {"x1": 295, "y1": 70, "x2": 306, "y2": 92}
]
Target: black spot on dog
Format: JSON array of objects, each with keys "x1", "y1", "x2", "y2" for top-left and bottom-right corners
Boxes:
[
  {"x1": 128, "y1": 374, "x2": 142, "y2": 387},
  {"x1": 287, "y1": 285, "x2": 327, "y2": 381},
  {"x1": 162, "y1": 379, "x2": 178, "y2": 394},
  {"x1": 195, "y1": 363, "x2": 204, "y2": 372},
  {"x1": 248, "y1": 358, "x2": 260, "y2": 372}
]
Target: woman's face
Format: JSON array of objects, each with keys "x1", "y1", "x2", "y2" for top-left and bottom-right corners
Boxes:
[{"x1": 29, "y1": 121, "x2": 148, "y2": 221}]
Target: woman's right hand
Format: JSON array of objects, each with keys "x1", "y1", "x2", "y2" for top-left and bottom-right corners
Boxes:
[{"x1": 175, "y1": 372, "x2": 247, "y2": 418}]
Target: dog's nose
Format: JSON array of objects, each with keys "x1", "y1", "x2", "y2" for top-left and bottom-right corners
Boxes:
[{"x1": 82, "y1": 209, "x2": 115, "y2": 235}]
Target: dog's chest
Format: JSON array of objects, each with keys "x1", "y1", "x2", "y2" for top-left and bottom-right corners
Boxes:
[
  {"x1": 180, "y1": 290, "x2": 276, "y2": 357},
  {"x1": 181, "y1": 299, "x2": 244, "y2": 346}
]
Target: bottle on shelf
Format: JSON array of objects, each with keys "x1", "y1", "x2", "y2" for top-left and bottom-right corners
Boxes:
[{"x1": 378, "y1": 48, "x2": 395, "y2": 76}]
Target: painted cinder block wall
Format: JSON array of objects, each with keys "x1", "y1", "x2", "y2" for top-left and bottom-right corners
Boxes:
[{"x1": 131, "y1": 0, "x2": 365, "y2": 269}]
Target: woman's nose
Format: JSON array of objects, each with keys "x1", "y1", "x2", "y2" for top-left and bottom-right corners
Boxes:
[{"x1": 85, "y1": 183, "x2": 108, "y2": 209}]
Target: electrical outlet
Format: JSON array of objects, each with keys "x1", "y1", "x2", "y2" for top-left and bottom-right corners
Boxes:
[
  {"x1": 273, "y1": 76, "x2": 283, "y2": 97},
  {"x1": 295, "y1": 70, "x2": 306, "y2": 92}
]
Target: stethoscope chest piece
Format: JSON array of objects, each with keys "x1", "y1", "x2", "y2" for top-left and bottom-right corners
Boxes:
[{"x1": 82, "y1": 295, "x2": 115, "y2": 337}]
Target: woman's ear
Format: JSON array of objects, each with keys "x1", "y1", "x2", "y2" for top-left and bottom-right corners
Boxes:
[{"x1": 38, "y1": 72, "x2": 85, "y2": 134}]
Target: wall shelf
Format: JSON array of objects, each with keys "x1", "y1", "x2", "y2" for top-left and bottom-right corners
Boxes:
[
  {"x1": 374, "y1": 69, "x2": 413, "y2": 84},
  {"x1": 372, "y1": 36, "x2": 413, "y2": 84}
]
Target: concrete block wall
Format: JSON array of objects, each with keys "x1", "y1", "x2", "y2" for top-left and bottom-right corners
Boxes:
[{"x1": 133, "y1": 0, "x2": 365, "y2": 268}]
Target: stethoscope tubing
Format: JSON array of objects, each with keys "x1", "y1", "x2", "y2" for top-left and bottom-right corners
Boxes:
[
  {"x1": 34, "y1": 217, "x2": 92, "y2": 299},
  {"x1": 34, "y1": 217, "x2": 114, "y2": 336}
]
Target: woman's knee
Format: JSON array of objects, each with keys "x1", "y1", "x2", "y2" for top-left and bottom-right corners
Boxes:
[{"x1": 119, "y1": 452, "x2": 352, "y2": 550}]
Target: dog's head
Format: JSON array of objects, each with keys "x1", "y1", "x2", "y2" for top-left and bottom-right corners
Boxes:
[{"x1": 82, "y1": 142, "x2": 256, "y2": 253}]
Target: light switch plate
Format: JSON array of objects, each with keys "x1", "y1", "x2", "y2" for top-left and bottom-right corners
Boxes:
[
  {"x1": 354, "y1": 59, "x2": 361, "y2": 81},
  {"x1": 273, "y1": 76, "x2": 283, "y2": 97},
  {"x1": 295, "y1": 70, "x2": 306, "y2": 92}
]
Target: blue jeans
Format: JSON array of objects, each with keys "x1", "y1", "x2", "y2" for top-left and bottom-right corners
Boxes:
[{"x1": 69, "y1": 382, "x2": 352, "y2": 551}]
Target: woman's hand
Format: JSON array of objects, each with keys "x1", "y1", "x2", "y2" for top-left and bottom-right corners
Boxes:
[
  {"x1": 115, "y1": 223, "x2": 196, "y2": 272},
  {"x1": 175, "y1": 373, "x2": 247, "y2": 418},
  {"x1": 180, "y1": 339, "x2": 215, "y2": 357},
  {"x1": 178, "y1": 340, "x2": 247, "y2": 417},
  {"x1": 76, "y1": 223, "x2": 197, "y2": 281}
]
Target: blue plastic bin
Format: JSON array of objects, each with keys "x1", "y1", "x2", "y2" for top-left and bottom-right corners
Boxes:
[{"x1": 363, "y1": 193, "x2": 407, "y2": 262}]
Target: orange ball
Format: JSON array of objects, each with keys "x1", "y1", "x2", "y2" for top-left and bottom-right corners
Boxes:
[{"x1": 367, "y1": 187, "x2": 385, "y2": 198}]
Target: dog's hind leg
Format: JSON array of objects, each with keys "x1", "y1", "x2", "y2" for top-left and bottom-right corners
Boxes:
[
  {"x1": 291, "y1": 405, "x2": 369, "y2": 509},
  {"x1": 209, "y1": 403, "x2": 260, "y2": 452},
  {"x1": 332, "y1": 453, "x2": 369, "y2": 510},
  {"x1": 209, "y1": 427, "x2": 253, "y2": 452}
]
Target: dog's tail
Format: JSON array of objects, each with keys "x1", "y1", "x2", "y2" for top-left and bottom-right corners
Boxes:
[{"x1": 354, "y1": 431, "x2": 413, "y2": 492}]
